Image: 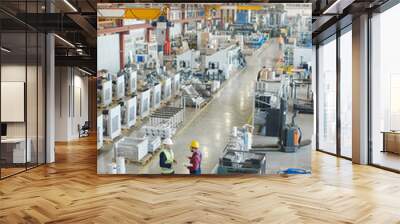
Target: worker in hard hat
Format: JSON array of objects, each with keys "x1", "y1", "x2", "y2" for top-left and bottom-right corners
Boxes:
[
  {"x1": 159, "y1": 138, "x2": 176, "y2": 175},
  {"x1": 186, "y1": 140, "x2": 202, "y2": 175}
]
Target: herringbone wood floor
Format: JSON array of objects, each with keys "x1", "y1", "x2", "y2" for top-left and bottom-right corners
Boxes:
[{"x1": 1, "y1": 136, "x2": 399, "y2": 224}]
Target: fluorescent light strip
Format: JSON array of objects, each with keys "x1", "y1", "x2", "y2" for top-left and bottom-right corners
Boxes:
[
  {"x1": 63, "y1": 0, "x2": 78, "y2": 12},
  {"x1": 1, "y1": 47, "x2": 11, "y2": 53},
  {"x1": 78, "y1": 68, "x2": 93, "y2": 76},
  {"x1": 54, "y1": 34, "x2": 75, "y2": 48},
  {"x1": 323, "y1": 0, "x2": 342, "y2": 14}
]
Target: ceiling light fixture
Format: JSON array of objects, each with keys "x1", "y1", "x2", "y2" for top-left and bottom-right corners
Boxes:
[
  {"x1": 323, "y1": 0, "x2": 355, "y2": 15},
  {"x1": 63, "y1": 0, "x2": 78, "y2": 12},
  {"x1": 78, "y1": 67, "x2": 93, "y2": 76},
  {"x1": 1, "y1": 47, "x2": 11, "y2": 53},
  {"x1": 54, "y1": 34, "x2": 75, "y2": 48}
]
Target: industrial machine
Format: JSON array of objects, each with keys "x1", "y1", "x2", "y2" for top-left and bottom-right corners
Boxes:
[
  {"x1": 137, "y1": 89, "x2": 151, "y2": 118},
  {"x1": 112, "y1": 73, "x2": 125, "y2": 100},
  {"x1": 120, "y1": 97, "x2": 137, "y2": 128},
  {"x1": 124, "y1": 68, "x2": 137, "y2": 96},
  {"x1": 151, "y1": 83, "x2": 162, "y2": 109},
  {"x1": 171, "y1": 73, "x2": 181, "y2": 96},
  {"x1": 205, "y1": 62, "x2": 224, "y2": 81},
  {"x1": 97, "y1": 79, "x2": 112, "y2": 107},
  {"x1": 97, "y1": 70, "x2": 113, "y2": 107},
  {"x1": 181, "y1": 85, "x2": 206, "y2": 108},
  {"x1": 162, "y1": 77, "x2": 172, "y2": 101},
  {"x1": 244, "y1": 33, "x2": 266, "y2": 49},
  {"x1": 227, "y1": 23, "x2": 256, "y2": 35},
  {"x1": 103, "y1": 105, "x2": 121, "y2": 140},
  {"x1": 217, "y1": 149, "x2": 266, "y2": 174},
  {"x1": 97, "y1": 114, "x2": 103, "y2": 150}
]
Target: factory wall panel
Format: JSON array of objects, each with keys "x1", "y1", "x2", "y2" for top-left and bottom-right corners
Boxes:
[{"x1": 98, "y1": 34, "x2": 120, "y2": 74}]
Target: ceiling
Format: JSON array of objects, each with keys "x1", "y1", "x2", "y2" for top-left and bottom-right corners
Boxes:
[{"x1": 0, "y1": 0, "x2": 96, "y2": 74}]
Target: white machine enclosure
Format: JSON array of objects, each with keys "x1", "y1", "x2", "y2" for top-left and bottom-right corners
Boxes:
[
  {"x1": 162, "y1": 77, "x2": 172, "y2": 100},
  {"x1": 126, "y1": 97, "x2": 137, "y2": 128},
  {"x1": 151, "y1": 83, "x2": 162, "y2": 109},
  {"x1": 172, "y1": 73, "x2": 181, "y2": 96},
  {"x1": 98, "y1": 80, "x2": 112, "y2": 107},
  {"x1": 113, "y1": 75, "x2": 125, "y2": 100},
  {"x1": 121, "y1": 97, "x2": 137, "y2": 128},
  {"x1": 104, "y1": 105, "x2": 121, "y2": 140},
  {"x1": 125, "y1": 70, "x2": 137, "y2": 95},
  {"x1": 138, "y1": 89, "x2": 151, "y2": 118},
  {"x1": 176, "y1": 50, "x2": 200, "y2": 71},
  {"x1": 97, "y1": 114, "x2": 104, "y2": 149},
  {"x1": 227, "y1": 46, "x2": 241, "y2": 70}
]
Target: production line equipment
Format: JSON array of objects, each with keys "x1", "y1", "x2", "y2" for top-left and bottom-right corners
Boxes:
[
  {"x1": 97, "y1": 71, "x2": 113, "y2": 107},
  {"x1": 171, "y1": 73, "x2": 181, "y2": 96},
  {"x1": 112, "y1": 73, "x2": 125, "y2": 101},
  {"x1": 252, "y1": 79, "x2": 309, "y2": 153},
  {"x1": 97, "y1": 114, "x2": 104, "y2": 150},
  {"x1": 217, "y1": 125, "x2": 266, "y2": 174},
  {"x1": 119, "y1": 96, "x2": 137, "y2": 129},
  {"x1": 122, "y1": 67, "x2": 137, "y2": 96},
  {"x1": 204, "y1": 62, "x2": 225, "y2": 81},
  {"x1": 150, "y1": 83, "x2": 162, "y2": 109},
  {"x1": 137, "y1": 88, "x2": 151, "y2": 118},
  {"x1": 102, "y1": 104, "x2": 121, "y2": 140},
  {"x1": 162, "y1": 77, "x2": 172, "y2": 101}
]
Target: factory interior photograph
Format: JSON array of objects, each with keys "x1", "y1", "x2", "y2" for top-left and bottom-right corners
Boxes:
[
  {"x1": 96, "y1": 3, "x2": 313, "y2": 175},
  {"x1": 0, "y1": 0, "x2": 400, "y2": 223}
]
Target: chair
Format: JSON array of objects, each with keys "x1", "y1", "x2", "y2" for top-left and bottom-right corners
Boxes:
[{"x1": 79, "y1": 121, "x2": 90, "y2": 138}]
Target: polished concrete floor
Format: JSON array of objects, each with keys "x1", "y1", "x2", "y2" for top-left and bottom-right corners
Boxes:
[{"x1": 98, "y1": 39, "x2": 314, "y2": 174}]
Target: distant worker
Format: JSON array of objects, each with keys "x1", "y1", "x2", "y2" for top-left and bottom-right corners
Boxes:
[
  {"x1": 186, "y1": 140, "x2": 202, "y2": 175},
  {"x1": 257, "y1": 66, "x2": 266, "y2": 81},
  {"x1": 159, "y1": 138, "x2": 176, "y2": 175},
  {"x1": 279, "y1": 35, "x2": 284, "y2": 50}
]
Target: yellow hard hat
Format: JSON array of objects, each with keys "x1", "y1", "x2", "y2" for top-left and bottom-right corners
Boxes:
[{"x1": 190, "y1": 140, "x2": 200, "y2": 149}]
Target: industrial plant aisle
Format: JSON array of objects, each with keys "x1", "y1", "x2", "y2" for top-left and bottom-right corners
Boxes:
[{"x1": 142, "y1": 39, "x2": 282, "y2": 174}]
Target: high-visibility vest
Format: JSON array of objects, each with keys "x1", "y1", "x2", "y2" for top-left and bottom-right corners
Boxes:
[{"x1": 160, "y1": 149, "x2": 174, "y2": 174}]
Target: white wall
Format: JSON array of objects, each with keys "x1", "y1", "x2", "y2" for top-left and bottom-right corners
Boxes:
[
  {"x1": 97, "y1": 34, "x2": 120, "y2": 74},
  {"x1": 54, "y1": 67, "x2": 89, "y2": 141}
]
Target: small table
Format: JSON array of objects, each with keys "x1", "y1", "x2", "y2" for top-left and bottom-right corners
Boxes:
[{"x1": 381, "y1": 131, "x2": 400, "y2": 154}]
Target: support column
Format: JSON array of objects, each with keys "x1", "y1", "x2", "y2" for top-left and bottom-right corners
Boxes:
[
  {"x1": 118, "y1": 20, "x2": 125, "y2": 70},
  {"x1": 352, "y1": 14, "x2": 369, "y2": 164},
  {"x1": 46, "y1": 33, "x2": 55, "y2": 163}
]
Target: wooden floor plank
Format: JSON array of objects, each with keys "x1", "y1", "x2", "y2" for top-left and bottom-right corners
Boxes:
[{"x1": 0, "y1": 135, "x2": 400, "y2": 223}]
